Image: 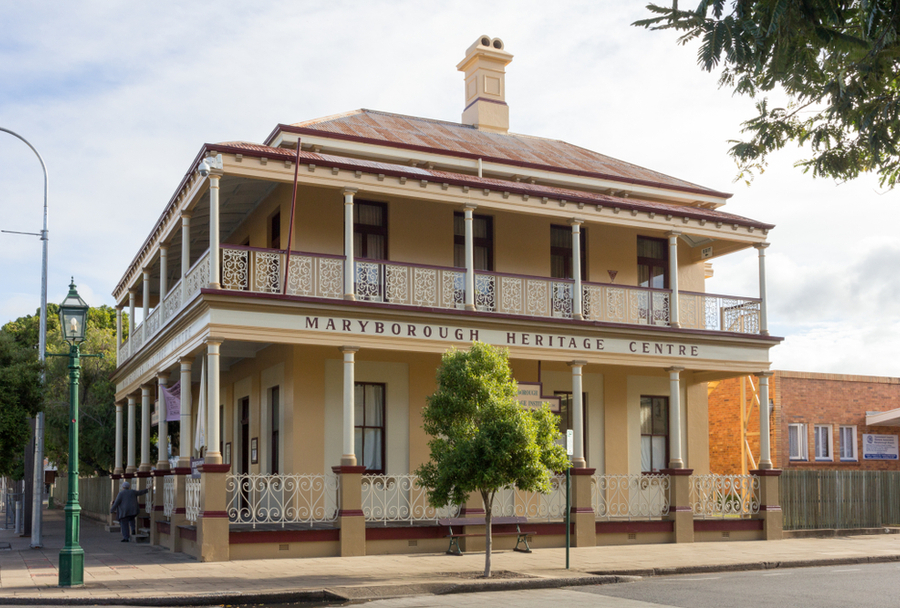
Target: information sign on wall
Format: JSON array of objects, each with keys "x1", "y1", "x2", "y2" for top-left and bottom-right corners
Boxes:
[
  {"x1": 516, "y1": 383, "x2": 560, "y2": 413},
  {"x1": 862, "y1": 434, "x2": 899, "y2": 460}
]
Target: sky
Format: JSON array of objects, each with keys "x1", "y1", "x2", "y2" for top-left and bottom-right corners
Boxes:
[{"x1": 1, "y1": 1, "x2": 898, "y2": 375}]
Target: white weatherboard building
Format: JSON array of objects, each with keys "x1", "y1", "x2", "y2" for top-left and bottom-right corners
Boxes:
[{"x1": 110, "y1": 37, "x2": 782, "y2": 561}]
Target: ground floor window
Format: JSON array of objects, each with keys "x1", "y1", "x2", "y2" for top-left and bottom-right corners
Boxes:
[
  {"x1": 839, "y1": 425, "x2": 858, "y2": 461},
  {"x1": 640, "y1": 396, "x2": 668, "y2": 473},
  {"x1": 789, "y1": 423, "x2": 808, "y2": 461},
  {"x1": 354, "y1": 383, "x2": 385, "y2": 474},
  {"x1": 554, "y1": 391, "x2": 587, "y2": 462},
  {"x1": 815, "y1": 424, "x2": 834, "y2": 461}
]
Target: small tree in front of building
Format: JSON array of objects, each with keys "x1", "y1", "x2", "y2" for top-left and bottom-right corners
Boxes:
[{"x1": 416, "y1": 341, "x2": 568, "y2": 577}]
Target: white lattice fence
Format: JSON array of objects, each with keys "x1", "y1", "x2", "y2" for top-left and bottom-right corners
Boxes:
[
  {"x1": 361, "y1": 475, "x2": 460, "y2": 524},
  {"x1": 226, "y1": 474, "x2": 340, "y2": 528},
  {"x1": 491, "y1": 476, "x2": 568, "y2": 522},
  {"x1": 592, "y1": 474, "x2": 670, "y2": 520},
  {"x1": 690, "y1": 474, "x2": 760, "y2": 519},
  {"x1": 163, "y1": 475, "x2": 175, "y2": 519},
  {"x1": 185, "y1": 478, "x2": 200, "y2": 523}
]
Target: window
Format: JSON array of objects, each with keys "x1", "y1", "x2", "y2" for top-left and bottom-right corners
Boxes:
[
  {"x1": 354, "y1": 383, "x2": 385, "y2": 474},
  {"x1": 554, "y1": 391, "x2": 588, "y2": 462},
  {"x1": 637, "y1": 236, "x2": 668, "y2": 289},
  {"x1": 839, "y1": 426, "x2": 858, "y2": 461},
  {"x1": 640, "y1": 396, "x2": 668, "y2": 473},
  {"x1": 454, "y1": 212, "x2": 494, "y2": 270},
  {"x1": 550, "y1": 225, "x2": 587, "y2": 280},
  {"x1": 788, "y1": 423, "x2": 808, "y2": 461},
  {"x1": 814, "y1": 425, "x2": 834, "y2": 460},
  {"x1": 354, "y1": 201, "x2": 387, "y2": 260},
  {"x1": 270, "y1": 386, "x2": 280, "y2": 474},
  {"x1": 269, "y1": 211, "x2": 281, "y2": 250},
  {"x1": 239, "y1": 398, "x2": 250, "y2": 473}
]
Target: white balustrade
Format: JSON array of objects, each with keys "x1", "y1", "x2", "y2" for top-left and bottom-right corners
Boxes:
[
  {"x1": 163, "y1": 475, "x2": 175, "y2": 519},
  {"x1": 162, "y1": 281, "x2": 182, "y2": 323},
  {"x1": 226, "y1": 473, "x2": 340, "y2": 528},
  {"x1": 131, "y1": 323, "x2": 144, "y2": 352},
  {"x1": 491, "y1": 476, "x2": 568, "y2": 522},
  {"x1": 679, "y1": 292, "x2": 760, "y2": 334},
  {"x1": 185, "y1": 477, "x2": 200, "y2": 523},
  {"x1": 146, "y1": 307, "x2": 160, "y2": 337},
  {"x1": 591, "y1": 474, "x2": 670, "y2": 520},
  {"x1": 362, "y1": 474, "x2": 461, "y2": 524},
  {"x1": 185, "y1": 250, "x2": 210, "y2": 299},
  {"x1": 690, "y1": 474, "x2": 760, "y2": 519}
]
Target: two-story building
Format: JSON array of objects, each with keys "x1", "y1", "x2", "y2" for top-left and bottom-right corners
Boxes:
[{"x1": 110, "y1": 36, "x2": 783, "y2": 561}]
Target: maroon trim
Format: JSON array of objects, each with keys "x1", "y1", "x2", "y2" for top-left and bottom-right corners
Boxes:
[
  {"x1": 110, "y1": 474, "x2": 122, "y2": 480},
  {"x1": 156, "y1": 521, "x2": 171, "y2": 534},
  {"x1": 570, "y1": 467, "x2": 596, "y2": 476},
  {"x1": 759, "y1": 505, "x2": 782, "y2": 512},
  {"x1": 152, "y1": 469, "x2": 173, "y2": 477},
  {"x1": 200, "y1": 464, "x2": 231, "y2": 473},
  {"x1": 661, "y1": 468, "x2": 694, "y2": 476},
  {"x1": 459, "y1": 507, "x2": 486, "y2": 516},
  {"x1": 331, "y1": 466, "x2": 367, "y2": 475},
  {"x1": 751, "y1": 469, "x2": 783, "y2": 477},
  {"x1": 200, "y1": 288, "x2": 784, "y2": 343},
  {"x1": 200, "y1": 510, "x2": 229, "y2": 519},
  {"x1": 174, "y1": 508, "x2": 186, "y2": 515},
  {"x1": 463, "y1": 97, "x2": 509, "y2": 112},
  {"x1": 123, "y1": 473, "x2": 135, "y2": 479},
  {"x1": 136, "y1": 471, "x2": 152, "y2": 478},
  {"x1": 337, "y1": 509, "x2": 365, "y2": 518},
  {"x1": 694, "y1": 519, "x2": 763, "y2": 532},
  {"x1": 153, "y1": 505, "x2": 164, "y2": 512},
  {"x1": 570, "y1": 507, "x2": 595, "y2": 514},
  {"x1": 172, "y1": 467, "x2": 192, "y2": 476},
  {"x1": 367, "y1": 526, "x2": 447, "y2": 541},
  {"x1": 670, "y1": 506, "x2": 693, "y2": 513},
  {"x1": 269, "y1": 125, "x2": 736, "y2": 201},
  {"x1": 597, "y1": 520, "x2": 673, "y2": 534},
  {"x1": 178, "y1": 526, "x2": 197, "y2": 541},
  {"x1": 230, "y1": 528, "x2": 339, "y2": 544}
]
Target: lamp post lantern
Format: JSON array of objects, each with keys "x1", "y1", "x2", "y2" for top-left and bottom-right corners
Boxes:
[{"x1": 57, "y1": 279, "x2": 89, "y2": 588}]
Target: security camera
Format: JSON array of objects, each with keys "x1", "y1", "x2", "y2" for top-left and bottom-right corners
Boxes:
[{"x1": 198, "y1": 160, "x2": 211, "y2": 177}]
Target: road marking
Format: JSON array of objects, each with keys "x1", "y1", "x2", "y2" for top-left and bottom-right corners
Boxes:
[
  {"x1": 831, "y1": 569, "x2": 861, "y2": 573},
  {"x1": 666, "y1": 577, "x2": 722, "y2": 581},
  {"x1": 762, "y1": 572, "x2": 792, "y2": 576}
]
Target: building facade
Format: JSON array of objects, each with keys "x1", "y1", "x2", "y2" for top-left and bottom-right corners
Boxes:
[
  {"x1": 110, "y1": 37, "x2": 782, "y2": 561},
  {"x1": 709, "y1": 371, "x2": 900, "y2": 475}
]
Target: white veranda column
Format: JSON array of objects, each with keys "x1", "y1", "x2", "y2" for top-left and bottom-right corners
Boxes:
[
  {"x1": 666, "y1": 366, "x2": 685, "y2": 468},
  {"x1": 208, "y1": 174, "x2": 221, "y2": 289},
  {"x1": 343, "y1": 188, "x2": 357, "y2": 300},
  {"x1": 114, "y1": 402, "x2": 124, "y2": 475},
  {"x1": 206, "y1": 340, "x2": 222, "y2": 464},
  {"x1": 667, "y1": 231, "x2": 680, "y2": 328},
  {"x1": 755, "y1": 243, "x2": 770, "y2": 336},
  {"x1": 464, "y1": 204, "x2": 477, "y2": 311},
  {"x1": 571, "y1": 219, "x2": 583, "y2": 320},
  {"x1": 569, "y1": 360, "x2": 587, "y2": 468},
  {"x1": 179, "y1": 357, "x2": 193, "y2": 467},
  {"x1": 758, "y1": 372, "x2": 774, "y2": 469},
  {"x1": 115, "y1": 306, "x2": 122, "y2": 363},
  {"x1": 142, "y1": 269, "x2": 150, "y2": 327},
  {"x1": 126, "y1": 395, "x2": 136, "y2": 474},
  {"x1": 140, "y1": 385, "x2": 151, "y2": 472},
  {"x1": 156, "y1": 373, "x2": 170, "y2": 470},
  {"x1": 340, "y1": 346, "x2": 360, "y2": 466},
  {"x1": 128, "y1": 289, "x2": 135, "y2": 338},
  {"x1": 181, "y1": 211, "x2": 191, "y2": 304},
  {"x1": 159, "y1": 245, "x2": 168, "y2": 304}
]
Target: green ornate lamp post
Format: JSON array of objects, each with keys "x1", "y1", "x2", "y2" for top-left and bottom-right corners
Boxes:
[{"x1": 57, "y1": 279, "x2": 89, "y2": 587}]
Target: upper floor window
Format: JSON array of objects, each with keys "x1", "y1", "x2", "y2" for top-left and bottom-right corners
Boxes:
[
  {"x1": 550, "y1": 225, "x2": 587, "y2": 280},
  {"x1": 269, "y1": 211, "x2": 281, "y2": 250},
  {"x1": 354, "y1": 382, "x2": 385, "y2": 474},
  {"x1": 637, "y1": 236, "x2": 668, "y2": 289},
  {"x1": 640, "y1": 396, "x2": 668, "y2": 473},
  {"x1": 788, "y1": 423, "x2": 808, "y2": 461},
  {"x1": 354, "y1": 201, "x2": 387, "y2": 260},
  {"x1": 839, "y1": 425, "x2": 858, "y2": 461},
  {"x1": 454, "y1": 212, "x2": 493, "y2": 270},
  {"x1": 814, "y1": 424, "x2": 834, "y2": 461}
]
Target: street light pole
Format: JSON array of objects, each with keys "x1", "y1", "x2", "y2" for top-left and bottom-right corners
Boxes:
[{"x1": 0, "y1": 126, "x2": 49, "y2": 549}]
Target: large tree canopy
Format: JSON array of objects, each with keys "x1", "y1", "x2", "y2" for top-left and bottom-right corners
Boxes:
[
  {"x1": 636, "y1": 1, "x2": 900, "y2": 187},
  {"x1": 0, "y1": 331, "x2": 42, "y2": 479},
  {"x1": 416, "y1": 342, "x2": 568, "y2": 577}
]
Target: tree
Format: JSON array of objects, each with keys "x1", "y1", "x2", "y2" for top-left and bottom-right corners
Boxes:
[
  {"x1": 3, "y1": 305, "x2": 122, "y2": 476},
  {"x1": 635, "y1": 1, "x2": 900, "y2": 187},
  {"x1": 416, "y1": 342, "x2": 569, "y2": 577},
  {"x1": 0, "y1": 331, "x2": 43, "y2": 479}
]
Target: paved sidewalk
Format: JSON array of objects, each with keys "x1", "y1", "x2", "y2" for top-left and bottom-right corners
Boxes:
[{"x1": 3, "y1": 508, "x2": 900, "y2": 605}]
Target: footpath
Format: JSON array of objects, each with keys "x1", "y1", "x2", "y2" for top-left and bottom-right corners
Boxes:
[{"x1": 3, "y1": 508, "x2": 900, "y2": 606}]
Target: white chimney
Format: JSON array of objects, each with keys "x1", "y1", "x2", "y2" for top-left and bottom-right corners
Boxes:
[{"x1": 457, "y1": 35, "x2": 513, "y2": 134}]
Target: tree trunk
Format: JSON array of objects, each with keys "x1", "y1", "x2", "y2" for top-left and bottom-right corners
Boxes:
[{"x1": 482, "y1": 490, "x2": 492, "y2": 578}]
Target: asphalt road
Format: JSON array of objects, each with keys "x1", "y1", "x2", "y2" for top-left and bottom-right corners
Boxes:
[{"x1": 347, "y1": 561, "x2": 900, "y2": 608}]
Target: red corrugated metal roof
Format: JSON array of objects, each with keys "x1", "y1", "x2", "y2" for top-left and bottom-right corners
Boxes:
[
  {"x1": 211, "y1": 141, "x2": 772, "y2": 230},
  {"x1": 269, "y1": 109, "x2": 731, "y2": 199}
]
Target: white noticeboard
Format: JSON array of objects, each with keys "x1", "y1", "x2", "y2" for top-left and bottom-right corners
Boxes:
[
  {"x1": 862, "y1": 434, "x2": 899, "y2": 460},
  {"x1": 566, "y1": 430, "x2": 574, "y2": 456}
]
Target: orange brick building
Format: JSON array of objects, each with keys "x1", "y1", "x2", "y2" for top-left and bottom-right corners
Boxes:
[{"x1": 709, "y1": 371, "x2": 900, "y2": 474}]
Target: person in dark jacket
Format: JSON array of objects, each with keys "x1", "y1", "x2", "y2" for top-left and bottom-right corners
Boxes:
[{"x1": 110, "y1": 481, "x2": 148, "y2": 542}]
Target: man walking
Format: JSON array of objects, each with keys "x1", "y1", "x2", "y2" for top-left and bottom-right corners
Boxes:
[{"x1": 110, "y1": 481, "x2": 148, "y2": 542}]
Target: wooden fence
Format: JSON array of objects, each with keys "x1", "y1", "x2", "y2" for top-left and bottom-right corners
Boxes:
[
  {"x1": 53, "y1": 475, "x2": 115, "y2": 525},
  {"x1": 781, "y1": 470, "x2": 900, "y2": 530}
]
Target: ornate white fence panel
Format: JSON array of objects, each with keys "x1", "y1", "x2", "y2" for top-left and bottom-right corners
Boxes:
[
  {"x1": 491, "y1": 476, "x2": 567, "y2": 522},
  {"x1": 286, "y1": 254, "x2": 344, "y2": 299},
  {"x1": 163, "y1": 281, "x2": 182, "y2": 323},
  {"x1": 226, "y1": 473, "x2": 340, "y2": 528},
  {"x1": 185, "y1": 250, "x2": 211, "y2": 300},
  {"x1": 222, "y1": 247, "x2": 249, "y2": 290},
  {"x1": 690, "y1": 474, "x2": 760, "y2": 519},
  {"x1": 185, "y1": 478, "x2": 200, "y2": 523},
  {"x1": 361, "y1": 475, "x2": 461, "y2": 524},
  {"x1": 679, "y1": 292, "x2": 760, "y2": 334},
  {"x1": 163, "y1": 475, "x2": 175, "y2": 519},
  {"x1": 146, "y1": 308, "x2": 160, "y2": 337},
  {"x1": 253, "y1": 250, "x2": 282, "y2": 293},
  {"x1": 592, "y1": 474, "x2": 670, "y2": 520}
]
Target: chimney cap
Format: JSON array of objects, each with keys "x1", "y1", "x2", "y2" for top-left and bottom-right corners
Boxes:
[{"x1": 457, "y1": 35, "x2": 513, "y2": 72}]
